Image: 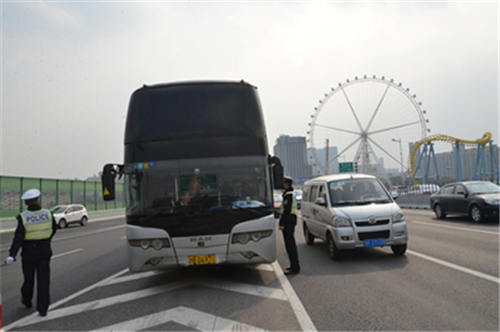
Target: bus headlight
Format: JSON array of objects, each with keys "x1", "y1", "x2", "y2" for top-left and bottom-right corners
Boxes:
[
  {"x1": 392, "y1": 212, "x2": 405, "y2": 223},
  {"x1": 333, "y1": 215, "x2": 352, "y2": 227},
  {"x1": 129, "y1": 238, "x2": 171, "y2": 250},
  {"x1": 232, "y1": 230, "x2": 273, "y2": 244}
]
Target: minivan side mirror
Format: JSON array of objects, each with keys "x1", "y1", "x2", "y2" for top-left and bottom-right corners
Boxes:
[
  {"x1": 101, "y1": 164, "x2": 123, "y2": 201},
  {"x1": 315, "y1": 196, "x2": 326, "y2": 206},
  {"x1": 269, "y1": 156, "x2": 284, "y2": 190}
]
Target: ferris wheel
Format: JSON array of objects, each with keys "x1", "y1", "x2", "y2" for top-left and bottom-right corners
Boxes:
[{"x1": 308, "y1": 75, "x2": 430, "y2": 176}]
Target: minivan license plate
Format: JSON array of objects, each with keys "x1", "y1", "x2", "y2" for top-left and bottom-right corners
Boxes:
[{"x1": 364, "y1": 239, "x2": 386, "y2": 247}]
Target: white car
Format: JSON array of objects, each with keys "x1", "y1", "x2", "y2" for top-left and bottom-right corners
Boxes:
[
  {"x1": 51, "y1": 204, "x2": 89, "y2": 228},
  {"x1": 301, "y1": 173, "x2": 408, "y2": 259}
]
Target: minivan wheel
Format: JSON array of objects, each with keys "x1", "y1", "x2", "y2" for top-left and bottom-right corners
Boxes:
[
  {"x1": 80, "y1": 216, "x2": 88, "y2": 226},
  {"x1": 391, "y1": 244, "x2": 407, "y2": 256},
  {"x1": 470, "y1": 205, "x2": 482, "y2": 223},
  {"x1": 58, "y1": 219, "x2": 67, "y2": 229},
  {"x1": 326, "y1": 233, "x2": 341, "y2": 260},
  {"x1": 434, "y1": 204, "x2": 446, "y2": 219},
  {"x1": 303, "y1": 224, "x2": 314, "y2": 245}
]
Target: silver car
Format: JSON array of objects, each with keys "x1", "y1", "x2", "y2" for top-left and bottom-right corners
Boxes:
[
  {"x1": 51, "y1": 204, "x2": 89, "y2": 228},
  {"x1": 301, "y1": 174, "x2": 408, "y2": 260}
]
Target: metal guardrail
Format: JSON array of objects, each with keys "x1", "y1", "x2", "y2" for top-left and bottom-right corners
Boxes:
[{"x1": 0, "y1": 175, "x2": 125, "y2": 219}]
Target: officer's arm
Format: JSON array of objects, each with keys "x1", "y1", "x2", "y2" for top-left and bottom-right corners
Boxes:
[
  {"x1": 50, "y1": 213, "x2": 57, "y2": 240},
  {"x1": 8, "y1": 216, "x2": 25, "y2": 258},
  {"x1": 283, "y1": 195, "x2": 292, "y2": 216}
]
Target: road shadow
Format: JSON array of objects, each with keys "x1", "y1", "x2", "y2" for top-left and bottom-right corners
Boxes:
[
  {"x1": 290, "y1": 239, "x2": 409, "y2": 277},
  {"x1": 429, "y1": 214, "x2": 499, "y2": 227}
]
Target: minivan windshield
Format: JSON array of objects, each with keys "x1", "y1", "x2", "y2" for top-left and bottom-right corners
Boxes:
[{"x1": 328, "y1": 178, "x2": 392, "y2": 206}]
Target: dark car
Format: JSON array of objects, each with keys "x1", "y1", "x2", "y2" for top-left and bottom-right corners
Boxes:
[{"x1": 430, "y1": 181, "x2": 500, "y2": 222}]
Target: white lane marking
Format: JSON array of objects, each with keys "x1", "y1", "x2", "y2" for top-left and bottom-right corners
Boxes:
[
  {"x1": 407, "y1": 249, "x2": 500, "y2": 284},
  {"x1": 87, "y1": 214, "x2": 125, "y2": 224},
  {"x1": 200, "y1": 278, "x2": 287, "y2": 301},
  {"x1": 11, "y1": 281, "x2": 190, "y2": 327},
  {"x1": 0, "y1": 214, "x2": 124, "y2": 234},
  {"x1": 3, "y1": 268, "x2": 129, "y2": 331},
  {"x1": 272, "y1": 261, "x2": 317, "y2": 331},
  {"x1": 52, "y1": 248, "x2": 83, "y2": 259},
  {"x1": 90, "y1": 306, "x2": 263, "y2": 332},
  {"x1": 410, "y1": 220, "x2": 500, "y2": 235},
  {"x1": 0, "y1": 225, "x2": 125, "y2": 252},
  {"x1": 102, "y1": 270, "x2": 166, "y2": 286}
]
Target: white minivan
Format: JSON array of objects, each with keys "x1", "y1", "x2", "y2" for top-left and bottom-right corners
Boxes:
[{"x1": 301, "y1": 173, "x2": 408, "y2": 259}]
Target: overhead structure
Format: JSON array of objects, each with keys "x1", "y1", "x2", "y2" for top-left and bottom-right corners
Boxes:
[
  {"x1": 410, "y1": 132, "x2": 498, "y2": 185},
  {"x1": 307, "y1": 75, "x2": 429, "y2": 176}
]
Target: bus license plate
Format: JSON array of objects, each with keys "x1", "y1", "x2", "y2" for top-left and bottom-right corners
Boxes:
[
  {"x1": 188, "y1": 255, "x2": 216, "y2": 265},
  {"x1": 364, "y1": 239, "x2": 386, "y2": 247}
]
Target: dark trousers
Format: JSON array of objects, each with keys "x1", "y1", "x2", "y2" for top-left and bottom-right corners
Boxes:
[
  {"x1": 21, "y1": 255, "x2": 51, "y2": 313},
  {"x1": 282, "y1": 223, "x2": 300, "y2": 271}
]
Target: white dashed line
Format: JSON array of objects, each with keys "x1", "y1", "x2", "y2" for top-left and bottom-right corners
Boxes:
[
  {"x1": 410, "y1": 220, "x2": 500, "y2": 235},
  {"x1": 407, "y1": 249, "x2": 500, "y2": 284},
  {"x1": 52, "y1": 248, "x2": 83, "y2": 259}
]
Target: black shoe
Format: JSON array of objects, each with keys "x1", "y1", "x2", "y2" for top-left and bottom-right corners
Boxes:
[
  {"x1": 285, "y1": 266, "x2": 292, "y2": 271},
  {"x1": 21, "y1": 300, "x2": 32, "y2": 308},
  {"x1": 284, "y1": 269, "x2": 300, "y2": 275},
  {"x1": 38, "y1": 311, "x2": 47, "y2": 317}
]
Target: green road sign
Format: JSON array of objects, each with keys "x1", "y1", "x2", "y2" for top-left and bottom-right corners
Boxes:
[{"x1": 339, "y1": 162, "x2": 354, "y2": 173}]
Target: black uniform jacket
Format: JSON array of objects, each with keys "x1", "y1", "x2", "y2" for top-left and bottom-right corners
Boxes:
[
  {"x1": 279, "y1": 188, "x2": 297, "y2": 227},
  {"x1": 9, "y1": 204, "x2": 58, "y2": 259}
]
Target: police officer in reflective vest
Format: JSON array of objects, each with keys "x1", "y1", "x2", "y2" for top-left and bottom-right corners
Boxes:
[
  {"x1": 4, "y1": 189, "x2": 57, "y2": 316},
  {"x1": 279, "y1": 177, "x2": 300, "y2": 275}
]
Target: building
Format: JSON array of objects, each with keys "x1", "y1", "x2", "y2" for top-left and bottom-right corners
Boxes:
[
  {"x1": 308, "y1": 146, "x2": 339, "y2": 176},
  {"x1": 273, "y1": 135, "x2": 312, "y2": 181}
]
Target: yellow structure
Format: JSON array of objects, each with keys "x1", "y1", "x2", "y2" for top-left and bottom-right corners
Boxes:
[{"x1": 410, "y1": 132, "x2": 493, "y2": 183}]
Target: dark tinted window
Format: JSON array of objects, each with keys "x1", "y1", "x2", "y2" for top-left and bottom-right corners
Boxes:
[
  {"x1": 441, "y1": 185, "x2": 455, "y2": 194},
  {"x1": 454, "y1": 185, "x2": 466, "y2": 194},
  {"x1": 125, "y1": 83, "x2": 265, "y2": 144}
]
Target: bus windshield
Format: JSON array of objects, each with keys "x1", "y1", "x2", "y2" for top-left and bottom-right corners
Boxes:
[{"x1": 124, "y1": 156, "x2": 272, "y2": 236}]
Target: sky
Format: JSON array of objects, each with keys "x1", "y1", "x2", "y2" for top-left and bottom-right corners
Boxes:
[{"x1": 1, "y1": 0, "x2": 498, "y2": 180}]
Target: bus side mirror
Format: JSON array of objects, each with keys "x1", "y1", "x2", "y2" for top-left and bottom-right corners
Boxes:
[
  {"x1": 102, "y1": 164, "x2": 123, "y2": 201},
  {"x1": 269, "y1": 156, "x2": 284, "y2": 190}
]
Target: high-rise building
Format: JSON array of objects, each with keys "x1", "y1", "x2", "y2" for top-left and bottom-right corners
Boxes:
[
  {"x1": 307, "y1": 146, "x2": 339, "y2": 175},
  {"x1": 273, "y1": 135, "x2": 312, "y2": 181}
]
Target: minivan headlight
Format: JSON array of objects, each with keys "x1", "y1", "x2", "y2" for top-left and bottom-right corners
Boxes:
[
  {"x1": 333, "y1": 215, "x2": 352, "y2": 227},
  {"x1": 392, "y1": 212, "x2": 405, "y2": 223}
]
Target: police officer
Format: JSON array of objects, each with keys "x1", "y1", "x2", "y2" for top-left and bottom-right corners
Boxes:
[
  {"x1": 4, "y1": 189, "x2": 57, "y2": 316},
  {"x1": 279, "y1": 177, "x2": 300, "y2": 275}
]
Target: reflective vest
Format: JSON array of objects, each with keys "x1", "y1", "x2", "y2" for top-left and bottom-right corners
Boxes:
[
  {"x1": 21, "y1": 209, "x2": 53, "y2": 240},
  {"x1": 280, "y1": 191, "x2": 297, "y2": 216}
]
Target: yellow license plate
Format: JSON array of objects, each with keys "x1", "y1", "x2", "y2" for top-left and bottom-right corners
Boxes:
[{"x1": 188, "y1": 255, "x2": 216, "y2": 265}]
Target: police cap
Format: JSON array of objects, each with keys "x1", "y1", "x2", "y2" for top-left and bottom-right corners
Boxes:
[
  {"x1": 21, "y1": 188, "x2": 41, "y2": 201},
  {"x1": 283, "y1": 176, "x2": 293, "y2": 185}
]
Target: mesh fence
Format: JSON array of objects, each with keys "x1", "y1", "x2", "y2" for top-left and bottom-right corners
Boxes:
[{"x1": 0, "y1": 176, "x2": 125, "y2": 218}]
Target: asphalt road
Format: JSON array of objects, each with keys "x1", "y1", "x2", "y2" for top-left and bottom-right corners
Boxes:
[{"x1": 1, "y1": 209, "x2": 498, "y2": 330}]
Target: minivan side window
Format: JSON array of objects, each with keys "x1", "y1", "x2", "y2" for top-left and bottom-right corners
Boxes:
[
  {"x1": 318, "y1": 185, "x2": 327, "y2": 201},
  {"x1": 303, "y1": 186, "x2": 310, "y2": 202},
  {"x1": 310, "y1": 185, "x2": 319, "y2": 203}
]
